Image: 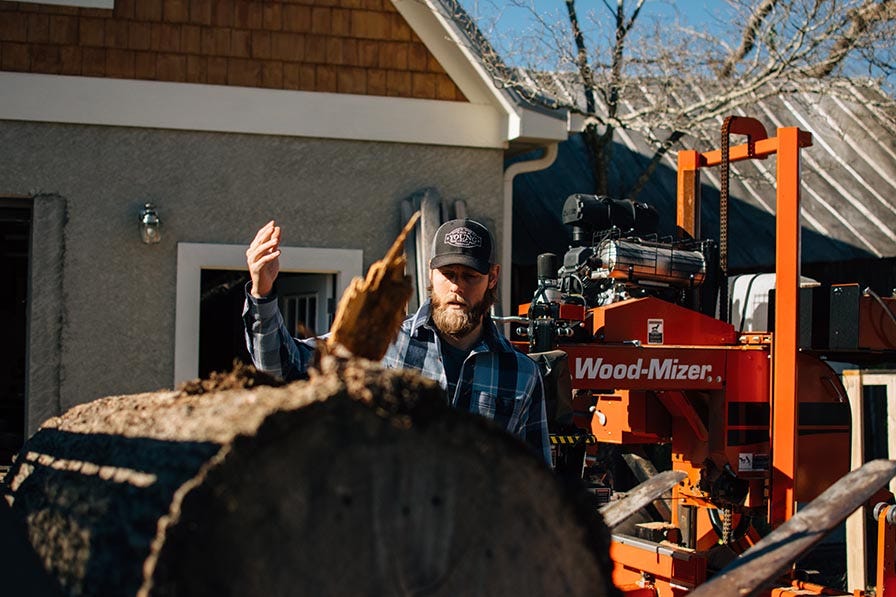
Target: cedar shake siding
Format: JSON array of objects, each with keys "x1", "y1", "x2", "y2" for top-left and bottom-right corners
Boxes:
[{"x1": 0, "y1": 0, "x2": 467, "y2": 100}]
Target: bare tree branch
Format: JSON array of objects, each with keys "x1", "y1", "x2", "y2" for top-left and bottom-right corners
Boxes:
[
  {"x1": 454, "y1": 0, "x2": 896, "y2": 199},
  {"x1": 627, "y1": 130, "x2": 685, "y2": 198},
  {"x1": 806, "y1": 0, "x2": 896, "y2": 77},
  {"x1": 566, "y1": 0, "x2": 596, "y2": 113},
  {"x1": 719, "y1": 0, "x2": 779, "y2": 77}
]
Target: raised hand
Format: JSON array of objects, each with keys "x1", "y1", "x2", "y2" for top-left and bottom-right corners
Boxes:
[{"x1": 246, "y1": 220, "x2": 281, "y2": 298}]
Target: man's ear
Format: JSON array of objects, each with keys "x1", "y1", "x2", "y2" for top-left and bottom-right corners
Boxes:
[{"x1": 488, "y1": 264, "x2": 500, "y2": 289}]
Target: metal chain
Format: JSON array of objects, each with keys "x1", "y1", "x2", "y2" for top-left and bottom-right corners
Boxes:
[{"x1": 719, "y1": 115, "x2": 734, "y2": 323}]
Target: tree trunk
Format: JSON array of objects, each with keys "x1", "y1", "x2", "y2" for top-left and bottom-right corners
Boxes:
[
  {"x1": 2, "y1": 359, "x2": 617, "y2": 597},
  {"x1": 583, "y1": 123, "x2": 613, "y2": 196}
]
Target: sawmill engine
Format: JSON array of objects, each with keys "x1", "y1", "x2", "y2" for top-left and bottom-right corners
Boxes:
[
  {"x1": 548, "y1": 194, "x2": 717, "y2": 310},
  {"x1": 526, "y1": 195, "x2": 720, "y2": 353}
]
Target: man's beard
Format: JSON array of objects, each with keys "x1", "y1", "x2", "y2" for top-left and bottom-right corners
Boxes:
[{"x1": 431, "y1": 292, "x2": 490, "y2": 338}]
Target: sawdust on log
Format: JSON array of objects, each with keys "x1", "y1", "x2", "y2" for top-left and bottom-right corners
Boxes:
[{"x1": 177, "y1": 360, "x2": 285, "y2": 395}]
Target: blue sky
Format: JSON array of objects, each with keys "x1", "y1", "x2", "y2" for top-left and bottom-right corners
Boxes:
[
  {"x1": 481, "y1": 0, "x2": 720, "y2": 27},
  {"x1": 460, "y1": 0, "x2": 724, "y2": 44},
  {"x1": 458, "y1": 0, "x2": 731, "y2": 70},
  {"x1": 458, "y1": 0, "x2": 894, "y2": 92}
]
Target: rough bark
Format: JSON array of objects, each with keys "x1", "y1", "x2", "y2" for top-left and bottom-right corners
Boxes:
[
  {"x1": 2, "y1": 360, "x2": 617, "y2": 597},
  {"x1": 0, "y1": 499, "x2": 64, "y2": 597}
]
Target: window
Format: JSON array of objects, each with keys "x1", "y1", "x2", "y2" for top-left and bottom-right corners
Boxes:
[{"x1": 175, "y1": 243, "x2": 362, "y2": 385}]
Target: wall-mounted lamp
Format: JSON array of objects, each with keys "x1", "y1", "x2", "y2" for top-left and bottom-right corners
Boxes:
[{"x1": 139, "y1": 203, "x2": 161, "y2": 244}]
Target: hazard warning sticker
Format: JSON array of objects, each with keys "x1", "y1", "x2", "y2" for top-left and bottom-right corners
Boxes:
[
  {"x1": 647, "y1": 319, "x2": 664, "y2": 344},
  {"x1": 738, "y1": 453, "x2": 770, "y2": 472}
]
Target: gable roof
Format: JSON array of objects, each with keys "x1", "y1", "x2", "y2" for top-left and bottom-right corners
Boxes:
[
  {"x1": 392, "y1": 0, "x2": 568, "y2": 149},
  {"x1": 0, "y1": 0, "x2": 568, "y2": 149}
]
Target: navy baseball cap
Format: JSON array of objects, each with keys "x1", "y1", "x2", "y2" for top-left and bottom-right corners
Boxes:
[{"x1": 429, "y1": 218, "x2": 496, "y2": 274}]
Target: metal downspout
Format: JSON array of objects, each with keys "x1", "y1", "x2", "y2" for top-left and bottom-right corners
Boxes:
[{"x1": 500, "y1": 143, "x2": 559, "y2": 324}]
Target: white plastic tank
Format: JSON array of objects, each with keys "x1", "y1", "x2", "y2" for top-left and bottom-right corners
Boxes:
[{"x1": 729, "y1": 273, "x2": 820, "y2": 332}]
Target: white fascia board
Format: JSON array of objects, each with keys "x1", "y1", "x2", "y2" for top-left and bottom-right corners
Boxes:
[
  {"x1": 518, "y1": 108, "x2": 573, "y2": 142},
  {"x1": 390, "y1": 0, "x2": 568, "y2": 143},
  {"x1": 0, "y1": 72, "x2": 509, "y2": 148},
  {"x1": 567, "y1": 111, "x2": 589, "y2": 134}
]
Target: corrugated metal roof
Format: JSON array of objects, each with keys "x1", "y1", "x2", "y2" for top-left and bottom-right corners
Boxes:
[{"x1": 511, "y1": 84, "x2": 896, "y2": 270}]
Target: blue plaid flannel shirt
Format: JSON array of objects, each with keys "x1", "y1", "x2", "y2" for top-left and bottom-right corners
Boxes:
[{"x1": 243, "y1": 287, "x2": 551, "y2": 465}]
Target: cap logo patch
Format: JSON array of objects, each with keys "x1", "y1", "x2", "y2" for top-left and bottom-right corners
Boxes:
[{"x1": 444, "y1": 227, "x2": 482, "y2": 248}]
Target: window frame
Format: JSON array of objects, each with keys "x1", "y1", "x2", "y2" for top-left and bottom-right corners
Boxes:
[{"x1": 175, "y1": 242, "x2": 362, "y2": 385}]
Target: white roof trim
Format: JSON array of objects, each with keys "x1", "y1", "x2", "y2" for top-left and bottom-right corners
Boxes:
[
  {"x1": 390, "y1": 0, "x2": 568, "y2": 143},
  {"x1": 0, "y1": 72, "x2": 511, "y2": 148}
]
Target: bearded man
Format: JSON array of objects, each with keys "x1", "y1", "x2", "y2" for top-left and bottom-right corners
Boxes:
[{"x1": 243, "y1": 218, "x2": 550, "y2": 465}]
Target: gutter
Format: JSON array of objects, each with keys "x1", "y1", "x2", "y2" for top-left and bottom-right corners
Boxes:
[{"x1": 500, "y1": 143, "x2": 559, "y2": 323}]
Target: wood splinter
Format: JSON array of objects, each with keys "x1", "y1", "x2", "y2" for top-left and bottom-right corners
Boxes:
[{"x1": 326, "y1": 211, "x2": 421, "y2": 361}]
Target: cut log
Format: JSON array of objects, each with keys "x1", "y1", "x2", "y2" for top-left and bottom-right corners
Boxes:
[
  {"x1": 3, "y1": 360, "x2": 617, "y2": 597},
  {"x1": 0, "y1": 499, "x2": 64, "y2": 597}
]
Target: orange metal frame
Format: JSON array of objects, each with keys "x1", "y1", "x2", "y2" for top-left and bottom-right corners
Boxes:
[
  {"x1": 877, "y1": 505, "x2": 896, "y2": 596},
  {"x1": 611, "y1": 538, "x2": 707, "y2": 596},
  {"x1": 523, "y1": 118, "x2": 894, "y2": 595},
  {"x1": 676, "y1": 121, "x2": 812, "y2": 526}
]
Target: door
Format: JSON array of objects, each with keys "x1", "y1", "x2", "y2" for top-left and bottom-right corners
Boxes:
[{"x1": 0, "y1": 198, "x2": 30, "y2": 464}]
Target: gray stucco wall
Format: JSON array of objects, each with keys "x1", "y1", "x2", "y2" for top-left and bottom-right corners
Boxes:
[{"x1": 1, "y1": 121, "x2": 504, "y2": 432}]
